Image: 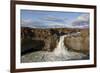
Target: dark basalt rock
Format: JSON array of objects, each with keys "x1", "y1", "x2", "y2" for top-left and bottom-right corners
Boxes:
[
  {"x1": 21, "y1": 39, "x2": 45, "y2": 55},
  {"x1": 21, "y1": 27, "x2": 60, "y2": 55}
]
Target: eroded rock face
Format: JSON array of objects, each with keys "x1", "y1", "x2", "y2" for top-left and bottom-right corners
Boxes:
[
  {"x1": 21, "y1": 39, "x2": 45, "y2": 55},
  {"x1": 21, "y1": 27, "x2": 89, "y2": 55},
  {"x1": 21, "y1": 27, "x2": 59, "y2": 54},
  {"x1": 64, "y1": 29, "x2": 89, "y2": 55}
]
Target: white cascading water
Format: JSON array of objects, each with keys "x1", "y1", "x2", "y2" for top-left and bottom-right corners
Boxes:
[{"x1": 54, "y1": 35, "x2": 68, "y2": 56}]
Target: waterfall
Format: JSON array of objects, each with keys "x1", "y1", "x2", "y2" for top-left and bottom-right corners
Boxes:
[
  {"x1": 52, "y1": 34, "x2": 86, "y2": 60},
  {"x1": 54, "y1": 35, "x2": 68, "y2": 56},
  {"x1": 22, "y1": 33, "x2": 87, "y2": 62}
]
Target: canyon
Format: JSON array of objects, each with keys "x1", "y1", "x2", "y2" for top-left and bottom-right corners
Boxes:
[{"x1": 21, "y1": 27, "x2": 89, "y2": 62}]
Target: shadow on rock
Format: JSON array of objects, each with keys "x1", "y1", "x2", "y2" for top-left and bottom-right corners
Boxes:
[{"x1": 21, "y1": 39, "x2": 45, "y2": 56}]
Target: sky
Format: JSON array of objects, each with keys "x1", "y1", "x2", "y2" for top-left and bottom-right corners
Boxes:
[{"x1": 21, "y1": 9, "x2": 90, "y2": 28}]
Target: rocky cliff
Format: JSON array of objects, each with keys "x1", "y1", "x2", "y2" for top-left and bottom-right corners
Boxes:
[{"x1": 21, "y1": 27, "x2": 89, "y2": 55}]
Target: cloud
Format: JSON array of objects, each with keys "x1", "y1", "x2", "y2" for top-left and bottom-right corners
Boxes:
[
  {"x1": 21, "y1": 14, "x2": 89, "y2": 29},
  {"x1": 41, "y1": 16, "x2": 68, "y2": 24},
  {"x1": 77, "y1": 14, "x2": 89, "y2": 21},
  {"x1": 71, "y1": 14, "x2": 89, "y2": 28},
  {"x1": 21, "y1": 19, "x2": 47, "y2": 28},
  {"x1": 21, "y1": 15, "x2": 69, "y2": 28}
]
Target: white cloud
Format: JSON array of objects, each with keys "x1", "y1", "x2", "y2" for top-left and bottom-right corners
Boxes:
[
  {"x1": 71, "y1": 14, "x2": 89, "y2": 28},
  {"x1": 77, "y1": 14, "x2": 89, "y2": 21}
]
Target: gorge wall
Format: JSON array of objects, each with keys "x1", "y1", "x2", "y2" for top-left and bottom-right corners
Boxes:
[{"x1": 21, "y1": 27, "x2": 89, "y2": 55}]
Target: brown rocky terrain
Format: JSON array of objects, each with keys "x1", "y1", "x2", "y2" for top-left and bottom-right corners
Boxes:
[
  {"x1": 64, "y1": 29, "x2": 89, "y2": 55},
  {"x1": 21, "y1": 27, "x2": 89, "y2": 56}
]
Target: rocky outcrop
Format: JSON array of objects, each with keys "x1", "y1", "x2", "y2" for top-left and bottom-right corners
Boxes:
[
  {"x1": 64, "y1": 29, "x2": 89, "y2": 55},
  {"x1": 21, "y1": 27, "x2": 89, "y2": 55},
  {"x1": 21, "y1": 27, "x2": 59, "y2": 54},
  {"x1": 21, "y1": 39, "x2": 45, "y2": 55}
]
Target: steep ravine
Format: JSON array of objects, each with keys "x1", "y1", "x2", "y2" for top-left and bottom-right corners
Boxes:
[{"x1": 21, "y1": 27, "x2": 89, "y2": 62}]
